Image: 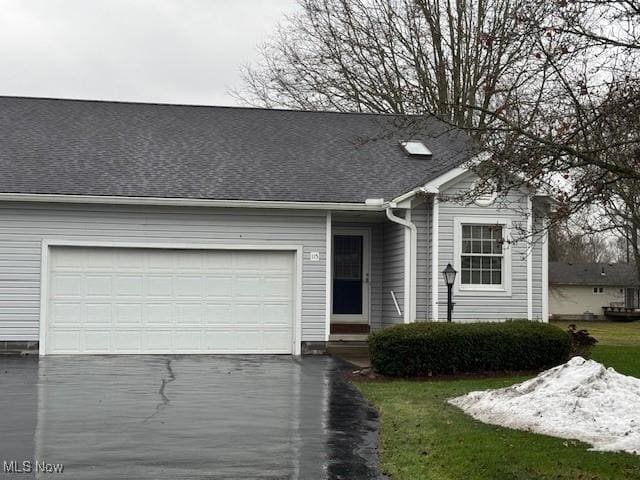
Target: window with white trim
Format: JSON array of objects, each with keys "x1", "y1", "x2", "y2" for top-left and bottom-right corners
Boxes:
[{"x1": 460, "y1": 224, "x2": 504, "y2": 285}]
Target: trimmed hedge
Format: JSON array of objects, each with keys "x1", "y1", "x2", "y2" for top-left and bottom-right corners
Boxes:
[{"x1": 368, "y1": 321, "x2": 571, "y2": 377}]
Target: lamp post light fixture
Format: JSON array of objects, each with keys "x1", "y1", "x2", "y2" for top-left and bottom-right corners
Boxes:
[{"x1": 442, "y1": 263, "x2": 457, "y2": 322}]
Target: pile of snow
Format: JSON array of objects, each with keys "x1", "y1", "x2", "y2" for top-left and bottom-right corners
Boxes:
[{"x1": 449, "y1": 357, "x2": 640, "y2": 454}]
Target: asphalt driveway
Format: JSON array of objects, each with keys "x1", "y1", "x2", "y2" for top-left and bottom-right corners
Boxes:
[{"x1": 0, "y1": 355, "x2": 383, "y2": 479}]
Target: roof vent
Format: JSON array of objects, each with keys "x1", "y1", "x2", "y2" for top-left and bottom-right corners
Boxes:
[{"x1": 400, "y1": 140, "x2": 432, "y2": 157}]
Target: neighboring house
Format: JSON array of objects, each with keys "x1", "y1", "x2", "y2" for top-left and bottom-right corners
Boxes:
[
  {"x1": 0, "y1": 96, "x2": 550, "y2": 355},
  {"x1": 549, "y1": 262, "x2": 640, "y2": 319}
]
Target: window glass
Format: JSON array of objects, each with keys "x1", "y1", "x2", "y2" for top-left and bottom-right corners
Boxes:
[{"x1": 460, "y1": 224, "x2": 503, "y2": 286}]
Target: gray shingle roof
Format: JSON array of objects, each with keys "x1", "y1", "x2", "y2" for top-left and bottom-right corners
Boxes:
[
  {"x1": 549, "y1": 262, "x2": 640, "y2": 286},
  {"x1": 0, "y1": 96, "x2": 476, "y2": 203}
]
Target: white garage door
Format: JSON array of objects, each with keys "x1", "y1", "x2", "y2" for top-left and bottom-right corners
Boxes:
[{"x1": 43, "y1": 247, "x2": 295, "y2": 355}]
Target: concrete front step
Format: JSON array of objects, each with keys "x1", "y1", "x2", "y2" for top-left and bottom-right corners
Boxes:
[
  {"x1": 328, "y1": 333, "x2": 369, "y2": 342},
  {"x1": 326, "y1": 341, "x2": 369, "y2": 357}
]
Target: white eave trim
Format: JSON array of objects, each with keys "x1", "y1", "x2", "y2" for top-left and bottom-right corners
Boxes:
[
  {"x1": 391, "y1": 151, "x2": 553, "y2": 203},
  {"x1": 0, "y1": 193, "x2": 385, "y2": 211},
  {"x1": 391, "y1": 151, "x2": 490, "y2": 203}
]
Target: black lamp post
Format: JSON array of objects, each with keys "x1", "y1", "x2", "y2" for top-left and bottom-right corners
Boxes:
[{"x1": 442, "y1": 263, "x2": 457, "y2": 322}]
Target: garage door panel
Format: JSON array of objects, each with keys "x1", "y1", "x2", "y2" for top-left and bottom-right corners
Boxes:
[
  {"x1": 262, "y1": 252, "x2": 293, "y2": 269},
  {"x1": 51, "y1": 274, "x2": 84, "y2": 297},
  {"x1": 50, "y1": 303, "x2": 83, "y2": 326},
  {"x1": 50, "y1": 330, "x2": 81, "y2": 353},
  {"x1": 233, "y1": 251, "x2": 265, "y2": 269},
  {"x1": 204, "y1": 276, "x2": 233, "y2": 297},
  {"x1": 234, "y1": 304, "x2": 262, "y2": 324},
  {"x1": 142, "y1": 331, "x2": 172, "y2": 351},
  {"x1": 174, "y1": 276, "x2": 203, "y2": 297},
  {"x1": 262, "y1": 330, "x2": 293, "y2": 352},
  {"x1": 205, "y1": 304, "x2": 233, "y2": 324},
  {"x1": 115, "y1": 250, "x2": 144, "y2": 269},
  {"x1": 85, "y1": 249, "x2": 116, "y2": 269},
  {"x1": 115, "y1": 276, "x2": 143, "y2": 296},
  {"x1": 174, "y1": 303, "x2": 203, "y2": 324},
  {"x1": 202, "y1": 331, "x2": 234, "y2": 351},
  {"x1": 85, "y1": 304, "x2": 112, "y2": 324},
  {"x1": 145, "y1": 303, "x2": 173, "y2": 324},
  {"x1": 111, "y1": 331, "x2": 142, "y2": 352},
  {"x1": 84, "y1": 331, "x2": 111, "y2": 352},
  {"x1": 114, "y1": 304, "x2": 142, "y2": 324},
  {"x1": 145, "y1": 250, "x2": 175, "y2": 270},
  {"x1": 204, "y1": 251, "x2": 234, "y2": 269},
  {"x1": 237, "y1": 331, "x2": 266, "y2": 351},
  {"x1": 146, "y1": 276, "x2": 173, "y2": 297},
  {"x1": 45, "y1": 247, "x2": 295, "y2": 354},
  {"x1": 178, "y1": 250, "x2": 206, "y2": 270},
  {"x1": 173, "y1": 331, "x2": 204, "y2": 351},
  {"x1": 263, "y1": 276, "x2": 293, "y2": 297},
  {"x1": 263, "y1": 304, "x2": 292, "y2": 324},
  {"x1": 51, "y1": 248, "x2": 85, "y2": 269},
  {"x1": 234, "y1": 276, "x2": 262, "y2": 296},
  {"x1": 86, "y1": 275, "x2": 113, "y2": 297}
]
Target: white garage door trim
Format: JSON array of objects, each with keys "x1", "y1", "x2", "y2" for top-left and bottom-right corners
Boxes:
[{"x1": 38, "y1": 239, "x2": 303, "y2": 356}]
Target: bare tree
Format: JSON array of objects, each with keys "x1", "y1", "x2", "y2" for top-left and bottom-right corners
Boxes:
[
  {"x1": 235, "y1": 0, "x2": 555, "y2": 130},
  {"x1": 549, "y1": 220, "x2": 620, "y2": 264},
  {"x1": 473, "y1": 1, "x2": 640, "y2": 207},
  {"x1": 236, "y1": 0, "x2": 640, "y2": 269}
]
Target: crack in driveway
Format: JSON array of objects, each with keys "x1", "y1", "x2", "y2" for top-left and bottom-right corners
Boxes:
[{"x1": 143, "y1": 358, "x2": 176, "y2": 423}]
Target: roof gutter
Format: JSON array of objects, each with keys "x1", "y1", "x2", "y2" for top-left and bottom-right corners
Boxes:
[
  {"x1": 0, "y1": 193, "x2": 387, "y2": 211},
  {"x1": 386, "y1": 206, "x2": 417, "y2": 323}
]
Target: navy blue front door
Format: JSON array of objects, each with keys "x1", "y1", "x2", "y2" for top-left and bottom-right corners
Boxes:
[{"x1": 332, "y1": 235, "x2": 363, "y2": 315}]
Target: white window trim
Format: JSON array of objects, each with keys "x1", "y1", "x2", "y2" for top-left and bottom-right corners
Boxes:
[
  {"x1": 325, "y1": 211, "x2": 332, "y2": 341},
  {"x1": 453, "y1": 217, "x2": 512, "y2": 297}
]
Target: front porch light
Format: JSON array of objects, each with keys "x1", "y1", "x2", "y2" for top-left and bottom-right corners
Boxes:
[
  {"x1": 442, "y1": 263, "x2": 457, "y2": 286},
  {"x1": 442, "y1": 263, "x2": 457, "y2": 322}
]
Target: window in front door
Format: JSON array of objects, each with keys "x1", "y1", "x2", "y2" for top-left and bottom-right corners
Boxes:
[{"x1": 333, "y1": 235, "x2": 363, "y2": 314}]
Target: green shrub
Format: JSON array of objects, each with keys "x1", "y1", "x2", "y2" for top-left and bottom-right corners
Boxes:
[{"x1": 368, "y1": 321, "x2": 571, "y2": 377}]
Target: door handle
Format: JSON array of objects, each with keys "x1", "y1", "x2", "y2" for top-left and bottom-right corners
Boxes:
[{"x1": 364, "y1": 273, "x2": 370, "y2": 284}]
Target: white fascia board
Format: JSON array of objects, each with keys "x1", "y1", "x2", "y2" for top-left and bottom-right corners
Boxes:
[
  {"x1": 393, "y1": 150, "x2": 553, "y2": 201},
  {"x1": 421, "y1": 165, "x2": 471, "y2": 194},
  {"x1": 0, "y1": 193, "x2": 385, "y2": 211},
  {"x1": 392, "y1": 151, "x2": 490, "y2": 202}
]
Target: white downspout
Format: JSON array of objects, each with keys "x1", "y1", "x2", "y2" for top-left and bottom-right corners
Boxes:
[
  {"x1": 527, "y1": 195, "x2": 533, "y2": 321},
  {"x1": 386, "y1": 207, "x2": 417, "y2": 323}
]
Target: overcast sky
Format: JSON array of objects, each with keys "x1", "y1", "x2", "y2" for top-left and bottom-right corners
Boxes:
[{"x1": 0, "y1": 0, "x2": 297, "y2": 106}]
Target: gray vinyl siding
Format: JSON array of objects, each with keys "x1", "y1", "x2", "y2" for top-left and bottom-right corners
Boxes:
[
  {"x1": 413, "y1": 199, "x2": 430, "y2": 319},
  {"x1": 531, "y1": 212, "x2": 544, "y2": 320},
  {"x1": 382, "y1": 214, "x2": 405, "y2": 326},
  {"x1": 436, "y1": 174, "x2": 531, "y2": 321},
  {"x1": 0, "y1": 202, "x2": 327, "y2": 342},
  {"x1": 333, "y1": 220, "x2": 384, "y2": 331},
  {"x1": 425, "y1": 197, "x2": 433, "y2": 319}
]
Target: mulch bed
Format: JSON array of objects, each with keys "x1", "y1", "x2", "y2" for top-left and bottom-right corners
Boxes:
[{"x1": 345, "y1": 367, "x2": 542, "y2": 383}]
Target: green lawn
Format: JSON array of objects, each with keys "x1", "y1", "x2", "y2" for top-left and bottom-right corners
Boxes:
[
  {"x1": 355, "y1": 322, "x2": 640, "y2": 480},
  {"x1": 553, "y1": 320, "x2": 640, "y2": 347}
]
